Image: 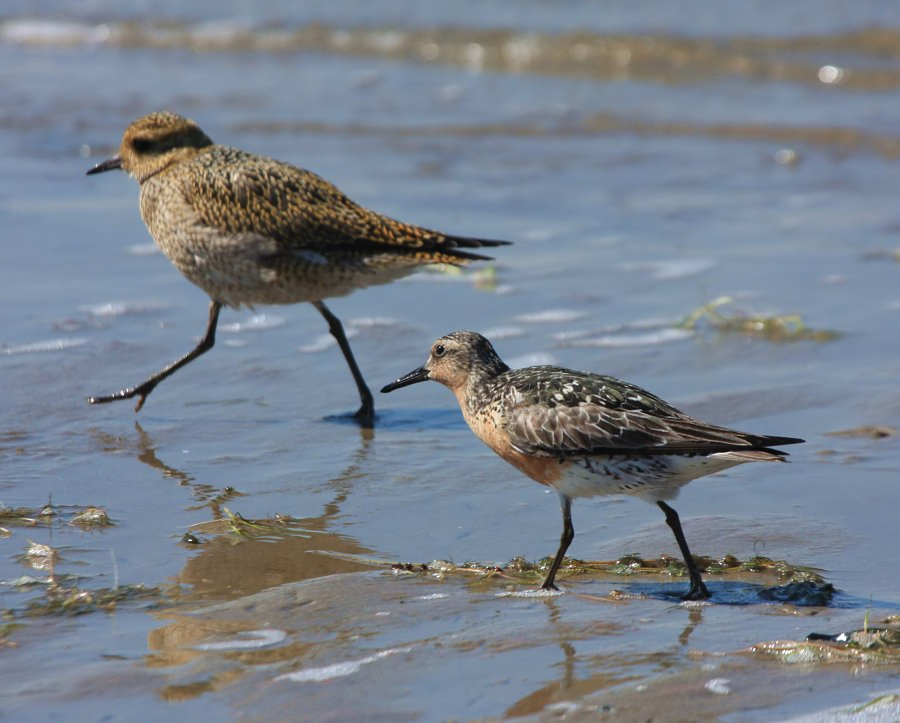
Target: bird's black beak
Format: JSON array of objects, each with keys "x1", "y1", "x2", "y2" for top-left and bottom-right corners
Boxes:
[
  {"x1": 86, "y1": 156, "x2": 123, "y2": 175},
  {"x1": 381, "y1": 366, "x2": 430, "y2": 393}
]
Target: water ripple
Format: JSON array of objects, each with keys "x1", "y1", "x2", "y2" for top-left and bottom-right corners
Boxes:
[{"x1": 2, "y1": 338, "x2": 88, "y2": 355}]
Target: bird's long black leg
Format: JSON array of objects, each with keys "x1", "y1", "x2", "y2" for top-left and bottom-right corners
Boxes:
[
  {"x1": 657, "y1": 500, "x2": 710, "y2": 601},
  {"x1": 90, "y1": 299, "x2": 223, "y2": 413},
  {"x1": 541, "y1": 495, "x2": 575, "y2": 591},
  {"x1": 312, "y1": 300, "x2": 374, "y2": 427}
]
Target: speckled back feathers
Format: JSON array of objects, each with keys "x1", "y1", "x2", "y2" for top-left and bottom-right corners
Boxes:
[
  {"x1": 412, "y1": 331, "x2": 803, "y2": 460},
  {"x1": 99, "y1": 112, "x2": 509, "y2": 307}
]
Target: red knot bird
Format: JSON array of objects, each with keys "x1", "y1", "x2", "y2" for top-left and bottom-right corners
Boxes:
[
  {"x1": 86, "y1": 111, "x2": 509, "y2": 425},
  {"x1": 381, "y1": 331, "x2": 803, "y2": 599}
]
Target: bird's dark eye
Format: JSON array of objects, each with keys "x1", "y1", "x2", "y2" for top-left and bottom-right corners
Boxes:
[
  {"x1": 131, "y1": 137, "x2": 153, "y2": 153},
  {"x1": 433, "y1": 344, "x2": 446, "y2": 357}
]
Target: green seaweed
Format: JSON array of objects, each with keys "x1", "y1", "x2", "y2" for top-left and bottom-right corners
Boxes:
[
  {"x1": 24, "y1": 583, "x2": 161, "y2": 617},
  {"x1": 70, "y1": 506, "x2": 114, "y2": 530},
  {"x1": 389, "y1": 551, "x2": 826, "y2": 589},
  {"x1": 0, "y1": 620, "x2": 22, "y2": 649},
  {"x1": 0, "y1": 502, "x2": 113, "y2": 534},
  {"x1": 186, "y1": 507, "x2": 314, "y2": 542},
  {"x1": 751, "y1": 626, "x2": 900, "y2": 665},
  {"x1": 0, "y1": 503, "x2": 54, "y2": 529},
  {"x1": 679, "y1": 296, "x2": 840, "y2": 342},
  {"x1": 826, "y1": 425, "x2": 896, "y2": 439}
]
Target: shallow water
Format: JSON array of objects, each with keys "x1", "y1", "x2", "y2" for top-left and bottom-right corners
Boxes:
[{"x1": 1, "y1": 2, "x2": 899, "y2": 720}]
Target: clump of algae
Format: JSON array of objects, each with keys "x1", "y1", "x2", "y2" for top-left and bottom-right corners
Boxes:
[
  {"x1": 389, "y1": 551, "x2": 827, "y2": 592},
  {"x1": 0, "y1": 502, "x2": 112, "y2": 537},
  {"x1": 185, "y1": 507, "x2": 311, "y2": 543},
  {"x1": 679, "y1": 296, "x2": 840, "y2": 342},
  {"x1": 23, "y1": 582, "x2": 161, "y2": 617},
  {"x1": 1, "y1": 501, "x2": 159, "y2": 632},
  {"x1": 749, "y1": 626, "x2": 900, "y2": 665}
]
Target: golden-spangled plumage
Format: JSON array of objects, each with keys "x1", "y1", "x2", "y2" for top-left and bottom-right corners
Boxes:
[
  {"x1": 382, "y1": 331, "x2": 803, "y2": 599},
  {"x1": 87, "y1": 112, "x2": 509, "y2": 423}
]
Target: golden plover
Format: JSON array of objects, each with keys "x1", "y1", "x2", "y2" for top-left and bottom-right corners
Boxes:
[{"x1": 87, "y1": 112, "x2": 509, "y2": 425}]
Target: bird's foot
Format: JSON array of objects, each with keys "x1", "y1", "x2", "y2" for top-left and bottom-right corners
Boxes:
[
  {"x1": 352, "y1": 401, "x2": 375, "y2": 429},
  {"x1": 89, "y1": 381, "x2": 155, "y2": 412},
  {"x1": 681, "y1": 581, "x2": 711, "y2": 601}
]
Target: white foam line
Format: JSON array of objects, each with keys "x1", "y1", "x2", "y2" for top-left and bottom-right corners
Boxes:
[
  {"x1": 128, "y1": 243, "x2": 160, "y2": 256},
  {"x1": 276, "y1": 646, "x2": 413, "y2": 683},
  {"x1": 506, "y1": 352, "x2": 559, "y2": 368},
  {"x1": 298, "y1": 334, "x2": 337, "y2": 353},
  {"x1": 515, "y1": 309, "x2": 587, "y2": 324},
  {"x1": 480, "y1": 326, "x2": 526, "y2": 340},
  {"x1": 496, "y1": 588, "x2": 562, "y2": 598},
  {"x1": 566, "y1": 328, "x2": 693, "y2": 348},
  {"x1": 705, "y1": 678, "x2": 732, "y2": 695},
  {"x1": 348, "y1": 317, "x2": 405, "y2": 330},
  {"x1": 219, "y1": 314, "x2": 286, "y2": 333},
  {"x1": 80, "y1": 301, "x2": 169, "y2": 317},
  {"x1": 194, "y1": 629, "x2": 287, "y2": 651},
  {"x1": 553, "y1": 317, "x2": 681, "y2": 341},
  {"x1": 2, "y1": 338, "x2": 87, "y2": 355},
  {"x1": 617, "y1": 258, "x2": 716, "y2": 280}
]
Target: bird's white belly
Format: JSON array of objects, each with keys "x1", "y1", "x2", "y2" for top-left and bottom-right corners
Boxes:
[
  {"x1": 553, "y1": 453, "x2": 744, "y2": 502},
  {"x1": 153, "y1": 226, "x2": 415, "y2": 307}
]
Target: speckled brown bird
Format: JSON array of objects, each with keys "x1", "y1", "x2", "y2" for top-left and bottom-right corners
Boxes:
[
  {"x1": 86, "y1": 111, "x2": 509, "y2": 424},
  {"x1": 382, "y1": 331, "x2": 803, "y2": 599}
]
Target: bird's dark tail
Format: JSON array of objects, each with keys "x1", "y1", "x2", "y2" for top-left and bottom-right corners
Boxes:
[
  {"x1": 440, "y1": 234, "x2": 512, "y2": 262},
  {"x1": 753, "y1": 434, "x2": 805, "y2": 449}
]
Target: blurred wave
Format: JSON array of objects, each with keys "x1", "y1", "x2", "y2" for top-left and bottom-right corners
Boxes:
[
  {"x1": 2, "y1": 18, "x2": 899, "y2": 90},
  {"x1": 5, "y1": 17, "x2": 900, "y2": 156}
]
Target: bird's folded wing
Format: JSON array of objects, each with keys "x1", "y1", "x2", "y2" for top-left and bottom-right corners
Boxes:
[
  {"x1": 188, "y1": 154, "x2": 507, "y2": 261},
  {"x1": 189, "y1": 157, "x2": 380, "y2": 248},
  {"x1": 505, "y1": 401, "x2": 778, "y2": 457}
]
